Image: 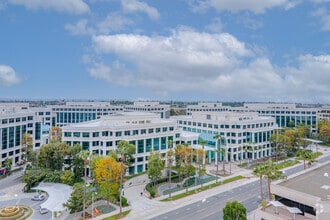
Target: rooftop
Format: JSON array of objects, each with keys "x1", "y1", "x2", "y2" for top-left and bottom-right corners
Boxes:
[{"x1": 280, "y1": 163, "x2": 330, "y2": 201}]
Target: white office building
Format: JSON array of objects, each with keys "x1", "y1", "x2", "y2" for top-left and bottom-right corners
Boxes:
[
  {"x1": 62, "y1": 112, "x2": 180, "y2": 174},
  {"x1": 0, "y1": 103, "x2": 42, "y2": 166},
  {"x1": 173, "y1": 112, "x2": 277, "y2": 163}
]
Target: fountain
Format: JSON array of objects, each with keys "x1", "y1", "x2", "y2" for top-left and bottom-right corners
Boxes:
[{"x1": 0, "y1": 205, "x2": 33, "y2": 220}]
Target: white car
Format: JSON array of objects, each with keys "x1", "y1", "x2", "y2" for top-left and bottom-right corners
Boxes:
[
  {"x1": 32, "y1": 195, "x2": 45, "y2": 201},
  {"x1": 39, "y1": 207, "x2": 49, "y2": 214}
]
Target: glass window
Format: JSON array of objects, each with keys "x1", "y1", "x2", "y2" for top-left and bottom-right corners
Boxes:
[
  {"x1": 82, "y1": 132, "x2": 89, "y2": 138},
  {"x1": 156, "y1": 128, "x2": 161, "y2": 133},
  {"x1": 141, "y1": 129, "x2": 146, "y2": 134},
  {"x1": 137, "y1": 140, "x2": 144, "y2": 153},
  {"x1": 92, "y1": 132, "x2": 99, "y2": 137},
  {"x1": 153, "y1": 138, "x2": 159, "y2": 151},
  {"x1": 148, "y1": 128, "x2": 154, "y2": 133},
  {"x1": 74, "y1": 132, "x2": 80, "y2": 137},
  {"x1": 102, "y1": 131, "x2": 108, "y2": 137},
  {"x1": 115, "y1": 131, "x2": 122, "y2": 137},
  {"x1": 162, "y1": 127, "x2": 167, "y2": 132}
]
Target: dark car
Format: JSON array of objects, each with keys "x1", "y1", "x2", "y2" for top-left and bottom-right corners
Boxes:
[{"x1": 32, "y1": 195, "x2": 45, "y2": 201}]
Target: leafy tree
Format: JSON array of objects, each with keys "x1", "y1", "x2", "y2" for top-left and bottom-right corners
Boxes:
[
  {"x1": 70, "y1": 144, "x2": 84, "y2": 180},
  {"x1": 198, "y1": 140, "x2": 207, "y2": 165},
  {"x1": 43, "y1": 170, "x2": 61, "y2": 183},
  {"x1": 223, "y1": 201, "x2": 247, "y2": 220},
  {"x1": 37, "y1": 142, "x2": 71, "y2": 171},
  {"x1": 21, "y1": 132, "x2": 33, "y2": 162},
  {"x1": 64, "y1": 183, "x2": 90, "y2": 213},
  {"x1": 196, "y1": 148, "x2": 206, "y2": 187},
  {"x1": 21, "y1": 170, "x2": 46, "y2": 192},
  {"x1": 94, "y1": 156, "x2": 121, "y2": 206},
  {"x1": 61, "y1": 170, "x2": 75, "y2": 186},
  {"x1": 4, "y1": 158, "x2": 12, "y2": 175},
  {"x1": 147, "y1": 150, "x2": 164, "y2": 187}
]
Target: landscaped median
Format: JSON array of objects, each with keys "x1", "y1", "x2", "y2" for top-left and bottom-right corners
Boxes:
[{"x1": 160, "y1": 175, "x2": 244, "y2": 202}]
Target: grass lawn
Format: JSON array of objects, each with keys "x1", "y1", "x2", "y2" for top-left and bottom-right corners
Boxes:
[
  {"x1": 160, "y1": 175, "x2": 244, "y2": 202},
  {"x1": 102, "y1": 210, "x2": 131, "y2": 220}
]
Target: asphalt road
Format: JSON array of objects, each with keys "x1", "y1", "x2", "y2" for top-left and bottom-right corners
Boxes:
[
  {"x1": 151, "y1": 154, "x2": 330, "y2": 220},
  {"x1": 0, "y1": 170, "x2": 52, "y2": 220}
]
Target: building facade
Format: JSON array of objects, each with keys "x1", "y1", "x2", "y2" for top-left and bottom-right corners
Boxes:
[
  {"x1": 62, "y1": 112, "x2": 180, "y2": 174},
  {"x1": 50, "y1": 102, "x2": 123, "y2": 127},
  {"x1": 0, "y1": 103, "x2": 42, "y2": 166},
  {"x1": 174, "y1": 112, "x2": 277, "y2": 163}
]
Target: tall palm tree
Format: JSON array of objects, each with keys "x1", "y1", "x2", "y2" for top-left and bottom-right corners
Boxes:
[
  {"x1": 253, "y1": 164, "x2": 266, "y2": 200},
  {"x1": 213, "y1": 134, "x2": 222, "y2": 181},
  {"x1": 221, "y1": 148, "x2": 226, "y2": 175},
  {"x1": 166, "y1": 140, "x2": 174, "y2": 198},
  {"x1": 264, "y1": 160, "x2": 283, "y2": 200},
  {"x1": 297, "y1": 149, "x2": 312, "y2": 170},
  {"x1": 198, "y1": 140, "x2": 207, "y2": 165}
]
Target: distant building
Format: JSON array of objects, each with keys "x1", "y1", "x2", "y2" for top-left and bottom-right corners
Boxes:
[
  {"x1": 62, "y1": 112, "x2": 180, "y2": 174},
  {"x1": 0, "y1": 103, "x2": 42, "y2": 167},
  {"x1": 49, "y1": 102, "x2": 123, "y2": 127},
  {"x1": 124, "y1": 101, "x2": 171, "y2": 118},
  {"x1": 186, "y1": 102, "x2": 229, "y2": 115}
]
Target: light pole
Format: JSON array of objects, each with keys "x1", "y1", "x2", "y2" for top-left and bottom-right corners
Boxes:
[
  {"x1": 83, "y1": 158, "x2": 87, "y2": 220},
  {"x1": 92, "y1": 192, "x2": 97, "y2": 219},
  {"x1": 215, "y1": 149, "x2": 219, "y2": 183}
]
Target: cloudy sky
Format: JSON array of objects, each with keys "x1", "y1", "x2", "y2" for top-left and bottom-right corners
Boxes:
[{"x1": 1, "y1": 0, "x2": 330, "y2": 103}]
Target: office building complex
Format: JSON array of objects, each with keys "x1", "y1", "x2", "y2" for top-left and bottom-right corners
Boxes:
[{"x1": 62, "y1": 112, "x2": 180, "y2": 174}]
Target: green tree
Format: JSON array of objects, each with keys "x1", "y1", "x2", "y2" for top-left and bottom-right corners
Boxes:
[
  {"x1": 147, "y1": 150, "x2": 164, "y2": 187},
  {"x1": 71, "y1": 144, "x2": 84, "y2": 180},
  {"x1": 37, "y1": 142, "x2": 71, "y2": 171},
  {"x1": 60, "y1": 170, "x2": 75, "y2": 186},
  {"x1": 4, "y1": 158, "x2": 12, "y2": 175},
  {"x1": 223, "y1": 201, "x2": 247, "y2": 220},
  {"x1": 21, "y1": 132, "x2": 33, "y2": 163},
  {"x1": 64, "y1": 183, "x2": 89, "y2": 213}
]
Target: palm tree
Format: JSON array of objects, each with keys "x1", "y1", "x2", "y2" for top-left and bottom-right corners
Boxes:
[
  {"x1": 166, "y1": 140, "x2": 174, "y2": 198},
  {"x1": 221, "y1": 148, "x2": 226, "y2": 175},
  {"x1": 213, "y1": 134, "x2": 222, "y2": 181},
  {"x1": 199, "y1": 140, "x2": 207, "y2": 165},
  {"x1": 253, "y1": 164, "x2": 266, "y2": 200},
  {"x1": 297, "y1": 149, "x2": 312, "y2": 170},
  {"x1": 264, "y1": 160, "x2": 283, "y2": 200},
  {"x1": 116, "y1": 140, "x2": 136, "y2": 215},
  {"x1": 78, "y1": 150, "x2": 90, "y2": 220}
]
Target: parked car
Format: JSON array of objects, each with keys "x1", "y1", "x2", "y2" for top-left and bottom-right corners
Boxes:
[
  {"x1": 32, "y1": 195, "x2": 45, "y2": 201},
  {"x1": 39, "y1": 207, "x2": 49, "y2": 214}
]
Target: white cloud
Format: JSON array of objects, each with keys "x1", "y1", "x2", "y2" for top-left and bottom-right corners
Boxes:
[
  {"x1": 192, "y1": 0, "x2": 294, "y2": 14},
  {"x1": 121, "y1": 0, "x2": 160, "y2": 20},
  {"x1": 311, "y1": 7, "x2": 330, "y2": 31},
  {"x1": 87, "y1": 62, "x2": 132, "y2": 86},
  {"x1": 65, "y1": 19, "x2": 95, "y2": 35},
  {"x1": 205, "y1": 17, "x2": 223, "y2": 32},
  {"x1": 97, "y1": 13, "x2": 133, "y2": 34},
  {"x1": 65, "y1": 13, "x2": 133, "y2": 36},
  {"x1": 8, "y1": 0, "x2": 90, "y2": 14},
  {"x1": 88, "y1": 27, "x2": 330, "y2": 102},
  {"x1": 0, "y1": 65, "x2": 21, "y2": 86}
]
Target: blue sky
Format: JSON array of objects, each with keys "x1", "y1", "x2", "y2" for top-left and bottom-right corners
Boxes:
[{"x1": 1, "y1": 0, "x2": 330, "y2": 103}]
